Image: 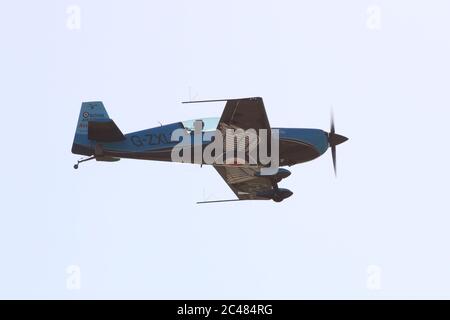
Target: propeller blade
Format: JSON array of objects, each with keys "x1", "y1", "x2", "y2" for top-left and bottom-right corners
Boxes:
[
  {"x1": 332, "y1": 145, "x2": 337, "y2": 176},
  {"x1": 328, "y1": 109, "x2": 346, "y2": 176},
  {"x1": 330, "y1": 110, "x2": 335, "y2": 135}
]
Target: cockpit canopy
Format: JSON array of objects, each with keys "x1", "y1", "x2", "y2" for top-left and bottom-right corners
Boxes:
[{"x1": 181, "y1": 117, "x2": 220, "y2": 132}]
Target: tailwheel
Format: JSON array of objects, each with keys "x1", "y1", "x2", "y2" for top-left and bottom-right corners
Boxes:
[{"x1": 73, "y1": 156, "x2": 95, "y2": 170}]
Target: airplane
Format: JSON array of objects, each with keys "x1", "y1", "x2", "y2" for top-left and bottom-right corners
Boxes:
[{"x1": 71, "y1": 97, "x2": 348, "y2": 203}]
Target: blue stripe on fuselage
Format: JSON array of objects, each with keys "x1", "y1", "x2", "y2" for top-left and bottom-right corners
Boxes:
[
  {"x1": 102, "y1": 122, "x2": 184, "y2": 152},
  {"x1": 96, "y1": 124, "x2": 329, "y2": 156}
]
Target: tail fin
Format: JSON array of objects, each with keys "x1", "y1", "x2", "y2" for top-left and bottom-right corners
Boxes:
[{"x1": 72, "y1": 101, "x2": 124, "y2": 156}]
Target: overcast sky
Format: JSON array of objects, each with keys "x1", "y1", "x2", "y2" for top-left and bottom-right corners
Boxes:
[{"x1": 1, "y1": 0, "x2": 449, "y2": 298}]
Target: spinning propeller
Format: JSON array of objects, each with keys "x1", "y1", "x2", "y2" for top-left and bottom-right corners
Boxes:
[{"x1": 328, "y1": 111, "x2": 348, "y2": 176}]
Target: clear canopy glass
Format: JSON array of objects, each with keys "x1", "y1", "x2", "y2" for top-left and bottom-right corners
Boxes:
[{"x1": 181, "y1": 117, "x2": 220, "y2": 132}]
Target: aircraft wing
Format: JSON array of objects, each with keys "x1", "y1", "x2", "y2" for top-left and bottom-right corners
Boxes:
[
  {"x1": 213, "y1": 165, "x2": 274, "y2": 200},
  {"x1": 182, "y1": 97, "x2": 271, "y2": 162},
  {"x1": 184, "y1": 97, "x2": 276, "y2": 202},
  {"x1": 217, "y1": 97, "x2": 271, "y2": 132}
]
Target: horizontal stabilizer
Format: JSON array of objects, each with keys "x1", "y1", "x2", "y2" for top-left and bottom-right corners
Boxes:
[
  {"x1": 88, "y1": 120, "x2": 125, "y2": 142},
  {"x1": 96, "y1": 156, "x2": 121, "y2": 162}
]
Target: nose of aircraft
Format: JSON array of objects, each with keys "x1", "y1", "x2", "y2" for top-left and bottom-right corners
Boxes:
[{"x1": 328, "y1": 133, "x2": 348, "y2": 146}]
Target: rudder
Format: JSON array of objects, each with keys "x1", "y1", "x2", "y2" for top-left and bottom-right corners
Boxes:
[{"x1": 72, "y1": 101, "x2": 111, "y2": 155}]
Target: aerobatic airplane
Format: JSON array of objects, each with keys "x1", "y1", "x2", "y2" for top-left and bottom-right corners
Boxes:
[{"x1": 72, "y1": 97, "x2": 348, "y2": 203}]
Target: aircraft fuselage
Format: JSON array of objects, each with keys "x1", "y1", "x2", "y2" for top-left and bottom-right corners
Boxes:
[{"x1": 72, "y1": 122, "x2": 329, "y2": 167}]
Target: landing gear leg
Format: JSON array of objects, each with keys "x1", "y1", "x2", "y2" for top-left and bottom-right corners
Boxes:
[{"x1": 73, "y1": 156, "x2": 95, "y2": 169}]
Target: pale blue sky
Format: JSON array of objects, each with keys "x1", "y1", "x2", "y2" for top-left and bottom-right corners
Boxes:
[{"x1": 1, "y1": 0, "x2": 449, "y2": 298}]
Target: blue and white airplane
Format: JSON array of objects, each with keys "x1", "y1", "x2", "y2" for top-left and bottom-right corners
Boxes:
[{"x1": 72, "y1": 97, "x2": 348, "y2": 203}]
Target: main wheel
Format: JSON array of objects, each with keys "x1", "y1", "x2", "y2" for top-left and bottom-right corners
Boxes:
[{"x1": 73, "y1": 164, "x2": 79, "y2": 169}]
